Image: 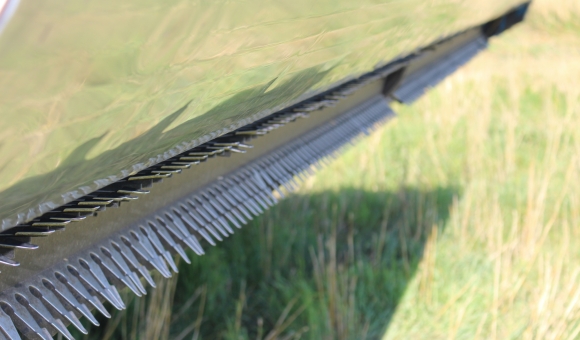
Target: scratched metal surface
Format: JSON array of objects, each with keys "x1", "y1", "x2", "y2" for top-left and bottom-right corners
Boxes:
[{"x1": 0, "y1": 0, "x2": 525, "y2": 230}]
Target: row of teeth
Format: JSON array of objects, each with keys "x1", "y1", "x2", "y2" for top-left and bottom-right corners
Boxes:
[
  {"x1": 0, "y1": 95, "x2": 393, "y2": 339},
  {"x1": 0, "y1": 61, "x2": 402, "y2": 268}
]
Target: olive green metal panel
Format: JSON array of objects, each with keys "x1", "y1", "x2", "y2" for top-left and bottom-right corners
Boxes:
[{"x1": 0, "y1": 0, "x2": 525, "y2": 229}]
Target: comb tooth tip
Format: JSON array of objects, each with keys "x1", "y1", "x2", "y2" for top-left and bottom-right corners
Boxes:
[
  {"x1": 15, "y1": 292, "x2": 71, "y2": 340},
  {"x1": 0, "y1": 304, "x2": 21, "y2": 340},
  {"x1": 46, "y1": 274, "x2": 101, "y2": 326},
  {"x1": 29, "y1": 284, "x2": 88, "y2": 335},
  {"x1": 3, "y1": 298, "x2": 50, "y2": 340}
]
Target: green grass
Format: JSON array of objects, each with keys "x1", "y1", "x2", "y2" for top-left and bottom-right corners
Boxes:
[{"x1": 75, "y1": 1, "x2": 580, "y2": 339}]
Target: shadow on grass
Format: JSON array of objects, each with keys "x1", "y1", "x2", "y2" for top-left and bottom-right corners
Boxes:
[{"x1": 81, "y1": 185, "x2": 459, "y2": 340}]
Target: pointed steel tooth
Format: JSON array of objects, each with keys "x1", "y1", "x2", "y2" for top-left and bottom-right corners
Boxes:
[
  {"x1": 248, "y1": 170, "x2": 276, "y2": 206},
  {"x1": 0, "y1": 255, "x2": 18, "y2": 267},
  {"x1": 0, "y1": 298, "x2": 50, "y2": 340},
  {"x1": 283, "y1": 152, "x2": 305, "y2": 176},
  {"x1": 222, "y1": 211, "x2": 242, "y2": 229},
  {"x1": 77, "y1": 258, "x2": 125, "y2": 309},
  {"x1": 67, "y1": 263, "x2": 124, "y2": 311},
  {"x1": 174, "y1": 207, "x2": 201, "y2": 232},
  {"x1": 49, "y1": 215, "x2": 86, "y2": 222},
  {"x1": 163, "y1": 251, "x2": 178, "y2": 273},
  {"x1": 119, "y1": 196, "x2": 139, "y2": 202},
  {"x1": 183, "y1": 204, "x2": 223, "y2": 241},
  {"x1": 188, "y1": 198, "x2": 215, "y2": 223},
  {"x1": 206, "y1": 146, "x2": 230, "y2": 152},
  {"x1": 0, "y1": 305, "x2": 20, "y2": 340},
  {"x1": 253, "y1": 169, "x2": 279, "y2": 205},
  {"x1": 124, "y1": 233, "x2": 171, "y2": 278},
  {"x1": 263, "y1": 167, "x2": 287, "y2": 195},
  {"x1": 219, "y1": 179, "x2": 246, "y2": 203},
  {"x1": 270, "y1": 161, "x2": 294, "y2": 192},
  {"x1": 15, "y1": 293, "x2": 74, "y2": 340},
  {"x1": 209, "y1": 220, "x2": 229, "y2": 238},
  {"x1": 232, "y1": 181, "x2": 262, "y2": 216},
  {"x1": 231, "y1": 178, "x2": 263, "y2": 215},
  {"x1": 150, "y1": 169, "x2": 182, "y2": 175},
  {"x1": 290, "y1": 152, "x2": 313, "y2": 179},
  {"x1": 159, "y1": 215, "x2": 203, "y2": 256},
  {"x1": 204, "y1": 213, "x2": 232, "y2": 236},
  {"x1": 130, "y1": 230, "x2": 172, "y2": 277},
  {"x1": 174, "y1": 208, "x2": 215, "y2": 247},
  {"x1": 62, "y1": 207, "x2": 100, "y2": 213},
  {"x1": 0, "y1": 238, "x2": 38, "y2": 250},
  {"x1": 160, "y1": 164, "x2": 191, "y2": 170},
  {"x1": 217, "y1": 217, "x2": 234, "y2": 235},
  {"x1": 1, "y1": 227, "x2": 56, "y2": 238},
  {"x1": 194, "y1": 231, "x2": 213, "y2": 250},
  {"x1": 287, "y1": 150, "x2": 310, "y2": 177},
  {"x1": 93, "y1": 196, "x2": 134, "y2": 202},
  {"x1": 184, "y1": 236, "x2": 204, "y2": 255},
  {"x1": 54, "y1": 271, "x2": 111, "y2": 319},
  {"x1": 186, "y1": 153, "x2": 211, "y2": 159},
  {"x1": 268, "y1": 157, "x2": 293, "y2": 183},
  {"x1": 139, "y1": 225, "x2": 179, "y2": 273},
  {"x1": 201, "y1": 192, "x2": 227, "y2": 215},
  {"x1": 77, "y1": 200, "x2": 114, "y2": 206},
  {"x1": 255, "y1": 166, "x2": 285, "y2": 198},
  {"x1": 235, "y1": 130, "x2": 267, "y2": 136},
  {"x1": 241, "y1": 171, "x2": 272, "y2": 205},
  {"x1": 200, "y1": 194, "x2": 236, "y2": 233},
  {"x1": 215, "y1": 184, "x2": 251, "y2": 222},
  {"x1": 128, "y1": 174, "x2": 171, "y2": 181},
  {"x1": 164, "y1": 212, "x2": 192, "y2": 239},
  {"x1": 148, "y1": 220, "x2": 190, "y2": 264},
  {"x1": 90, "y1": 252, "x2": 143, "y2": 297},
  {"x1": 28, "y1": 284, "x2": 88, "y2": 335},
  {"x1": 171, "y1": 161, "x2": 200, "y2": 166},
  {"x1": 229, "y1": 147, "x2": 246, "y2": 154},
  {"x1": 30, "y1": 221, "x2": 70, "y2": 227},
  {"x1": 41, "y1": 277, "x2": 100, "y2": 327},
  {"x1": 280, "y1": 164, "x2": 300, "y2": 192},
  {"x1": 270, "y1": 165, "x2": 294, "y2": 193},
  {"x1": 111, "y1": 241, "x2": 155, "y2": 289},
  {"x1": 238, "y1": 178, "x2": 268, "y2": 211},
  {"x1": 187, "y1": 151, "x2": 214, "y2": 157},
  {"x1": 252, "y1": 185, "x2": 276, "y2": 210},
  {"x1": 287, "y1": 147, "x2": 310, "y2": 171},
  {"x1": 165, "y1": 212, "x2": 204, "y2": 255},
  {"x1": 180, "y1": 156, "x2": 207, "y2": 162},
  {"x1": 211, "y1": 142, "x2": 239, "y2": 147},
  {"x1": 101, "y1": 246, "x2": 147, "y2": 295},
  {"x1": 218, "y1": 190, "x2": 248, "y2": 224},
  {"x1": 231, "y1": 208, "x2": 248, "y2": 225},
  {"x1": 109, "y1": 288, "x2": 124, "y2": 311},
  {"x1": 206, "y1": 188, "x2": 234, "y2": 212},
  {"x1": 223, "y1": 181, "x2": 257, "y2": 218},
  {"x1": 117, "y1": 189, "x2": 150, "y2": 195}
]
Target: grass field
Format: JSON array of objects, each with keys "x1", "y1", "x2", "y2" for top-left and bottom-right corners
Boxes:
[{"x1": 76, "y1": 1, "x2": 580, "y2": 339}]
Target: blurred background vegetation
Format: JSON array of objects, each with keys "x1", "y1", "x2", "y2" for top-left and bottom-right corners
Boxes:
[{"x1": 73, "y1": 0, "x2": 580, "y2": 338}]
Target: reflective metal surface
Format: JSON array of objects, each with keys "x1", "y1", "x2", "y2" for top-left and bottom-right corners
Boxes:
[{"x1": 0, "y1": 0, "x2": 525, "y2": 230}]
